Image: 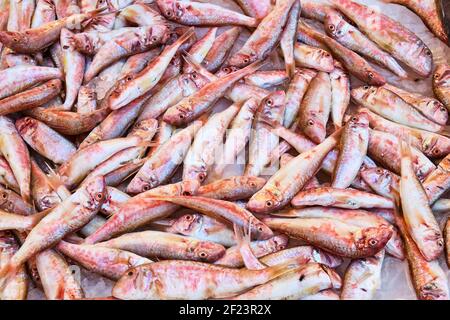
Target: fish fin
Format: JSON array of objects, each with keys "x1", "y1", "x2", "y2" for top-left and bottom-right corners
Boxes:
[
  {"x1": 265, "y1": 260, "x2": 299, "y2": 280},
  {"x1": 44, "y1": 162, "x2": 71, "y2": 200},
  {"x1": 439, "y1": 126, "x2": 450, "y2": 138},
  {"x1": 174, "y1": 27, "x2": 195, "y2": 47},
  {"x1": 150, "y1": 218, "x2": 176, "y2": 227},
  {"x1": 29, "y1": 208, "x2": 52, "y2": 227},
  {"x1": 233, "y1": 222, "x2": 266, "y2": 270}
]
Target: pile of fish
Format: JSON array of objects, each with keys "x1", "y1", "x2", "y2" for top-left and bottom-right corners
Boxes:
[{"x1": 0, "y1": 0, "x2": 449, "y2": 300}]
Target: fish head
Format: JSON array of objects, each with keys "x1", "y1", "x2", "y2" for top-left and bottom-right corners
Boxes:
[
  {"x1": 159, "y1": 0, "x2": 185, "y2": 22},
  {"x1": 303, "y1": 112, "x2": 326, "y2": 144},
  {"x1": 240, "y1": 176, "x2": 267, "y2": 193},
  {"x1": 0, "y1": 31, "x2": 28, "y2": 49},
  {"x1": 182, "y1": 163, "x2": 208, "y2": 184},
  {"x1": 433, "y1": 64, "x2": 450, "y2": 87},
  {"x1": 15, "y1": 117, "x2": 38, "y2": 135},
  {"x1": 258, "y1": 91, "x2": 286, "y2": 126},
  {"x1": 164, "y1": 26, "x2": 197, "y2": 50},
  {"x1": 170, "y1": 212, "x2": 203, "y2": 235},
  {"x1": 347, "y1": 111, "x2": 369, "y2": 129},
  {"x1": 3, "y1": 53, "x2": 37, "y2": 67},
  {"x1": 419, "y1": 279, "x2": 450, "y2": 300},
  {"x1": 0, "y1": 188, "x2": 12, "y2": 209},
  {"x1": 215, "y1": 66, "x2": 239, "y2": 78},
  {"x1": 355, "y1": 225, "x2": 393, "y2": 256},
  {"x1": 360, "y1": 167, "x2": 394, "y2": 195},
  {"x1": 246, "y1": 187, "x2": 284, "y2": 214},
  {"x1": 178, "y1": 180, "x2": 200, "y2": 196},
  {"x1": 351, "y1": 85, "x2": 374, "y2": 103},
  {"x1": 129, "y1": 118, "x2": 158, "y2": 141},
  {"x1": 162, "y1": 101, "x2": 194, "y2": 126},
  {"x1": 127, "y1": 173, "x2": 160, "y2": 194},
  {"x1": 146, "y1": 24, "x2": 168, "y2": 46},
  {"x1": 227, "y1": 52, "x2": 257, "y2": 69},
  {"x1": 113, "y1": 264, "x2": 159, "y2": 300},
  {"x1": 83, "y1": 175, "x2": 107, "y2": 209},
  {"x1": 362, "y1": 67, "x2": 385, "y2": 86},
  {"x1": 268, "y1": 234, "x2": 289, "y2": 251},
  {"x1": 251, "y1": 220, "x2": 274, "y2": 240},
  {"x1": 324, "y1": 10, "x2": 347, "y2": 39},
  {"x1": 37, "y1": 193, "x2": 61, "y2": 211},
  {"x1": 190, "y1": 241, "x2": 226, "y2": 262},
  {"x1": 72, "y1": 33, "x2": 96, "y2": 55},
  {"x1": 426, "y1": 100, "x2": 448, "y2": 125}
]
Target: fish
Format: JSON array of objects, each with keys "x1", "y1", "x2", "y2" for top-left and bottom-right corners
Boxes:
[
  {"x1": 234, "y1": 0, "x2": 271, "y2": 20},
  {"x1": 0, "y1": 209, "x2": 44, "y2": 231},
  {"x1": 0, "y1": 8, "x2": 108, "y2": 53},
  {"x1": 352, "y1": 86, "x2": 444, "y2": 133},
  {"x1": 127, "y1": 121, "x2": 201, "y2": 193},
  {"x1": 360, "y1": 166, "x2": 400, "y2": 200},
  {"x1": 383, "y1": 83, "x2": 448, "y2": 126},
  {"x1": 182, "y1": 104, "x2": 241, "y2": 183},
  {"x1": 399, "y1": 141, "x2": 443, "y2": 261},
  {"x1": 214, "y1": 235, "x2": 288, "y2": 268},
  {"x1": 0, "y1": 65, "x2": 62, "y2": 100},
  {"x1": 0, "y1": 184, "x2": 32, "y2": 215},
  {"x1": 283, "y1": 68, "x2": 317, "y2": 128},
  {"x1": 280, "y1": 0, "x2": 301, "y2": 78},
  {"x1": 84, "y1": 25, "x2": 168, "y2": 83},
  {"x1": 363, "y1": 107, "x2": 450, "y2": 158},
  {"x1": 433, "y1": 63, "x2": 450, "y2": 111},
  {"x1": 232, "y1": 263, "x2": 341, "y2": 300},
  {"x1": 157, "y1": 0, "x2": 258, "y2": 27},
  {"x1": 35, "y1": 248, "x2": 84, "y2": 300},
  {"x1": 60, "y1": 28, "x2": 85, "y2": 110},
  {"x1": 395, "y1": 211, "x2": 449, "y2": 300},
  {"x1": 0, "y1": 176, "x2": 106, "y2": 276},
  {"x1": 202, "y1": 27, "x2": 240, "y2": 72},
  {"x1": 16, "y1": 117, "x2": 76, "y2": 165},
  {"x1": 247, "y1": 130, "x2": 342, "y2": 213},
  {"x1": 95, "y1": 230, "x2": 226, "y2": 262},
  {"x1": 244, "y1": 70, "x2": 289, "y2": 89},
  {"x1": 214, "y1": 98, "x2": 259, "y2": 176},
  {"x1": 297, "y1": 21, "x2": 386, "y2": 85},
  {"x1": 107, "y1": 28, "x2": 195, "y2": 110},
  {"x1": 367, "y1": 129, "x2": 436, "y2": 181},
  {"x1": 112, "y1": 260, "x2": 296, "y2": 299},
  {"x1": 117, "y1": 4, "x2": 166, "y2": 27},
  {"x1": 0, "y1": 231, "x2": 28, "y2": 300},
  {"x1": 160, "y1": 212, "x2": 236, "y2": 247},
  {"x1": 300, "y1": 0, "x2": 331, "y2": 22},
  {"x1": 324, "y1": 9, "x2": 408, "y2": 78},
  {"x1": 72, "y1": 28, "x2": 137, "y2": 56},
  {"x1": 331, "y1": 0, "x2": 433, "y2": 78},
  {"x1": 422, "y1": 153, "x2": 450, "y2": 204},
  {"x1": 196, "y1": 176, "x2": 266, "y2": 201},
  {"x1": 332, "y1": 112, "x2": 369, "y2": 188},
  {"x1": 341, "y1": 250, "x2": 385, "y2": 300},
  {"x1": 245, "y1": 91, "x2": 286, "y2": 177},
  {"x1": 182, "y1": 27, "x2": 217, "y2": 74},
  {"x1": 260, "y1": 246, "x2": 343, "y2": 268},
  {"x1": 0, "y1": 116, "x2": 31, "y2": 203},
  {"x1": 382, "y1": 0, "x2": 448, "y2": 44},
  {"x1": 298, "y1": 71, "x2": 331, "y2": 144},
  {"x1": 293, "y1": 43, "x2": 335, "y2": 72},
  {"x1": 56, "y1": 240, "x2": 152, "y2": 280},
  {"x1": 0, "y1": 79, "x2": 62, "y2": 116},
  {"x1": 227, "y1": 0, "x2": 296, "y2": 68},
  {"x1": 262, "y1": 216, "x2": 392, "y2": 258},
  {"x1": 147, "y1": 195, "x2": 273, "y2": 240},
  {"x1": 163, "y1": 61, "x2": 264, "y2": 126},
  {"x1": 291, "y1": 187, "x2": 394, "y2": 209},
  {"x1": 329, "y1": 62, "x2": 350, "y2": 129},
  {"x1": 84, "y1": 181, "x2": 200, "y2": 244}
]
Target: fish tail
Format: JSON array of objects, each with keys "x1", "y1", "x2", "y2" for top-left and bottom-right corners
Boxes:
[
  {"x1": 45, "y1": 162, "x2": 70, "y2": 199},
  {"x1": 399, "y1": 138, "x2": 412, "y2": 160},
  {"x1": 29, "y1": 207, "x2": 52, "y2": 227},
  {"x1": 174, "y1": 27, "x2": 195, "y2": 47},
  {"x1": 0, "y1": 263, "x2": 18, "y2": 290},
  {"x1": 285, "y1": 62, "x2": 296, "y2": 79}
]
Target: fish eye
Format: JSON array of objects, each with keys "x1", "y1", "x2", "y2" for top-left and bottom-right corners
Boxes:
[
  {"x1": 198, "y1": 172, "x2": 206, "y2": 181},
  {"x1": 363, "y1": 85, "x2": 369, "y2": 90},
  {"x1": 425, "y1": 49, "x2": 432, "y2": 56},
  {"x1": 185, "y1": 215, "x2": 193, "y2": 221},
  {"x1": 13, "y1": 38, "x2": 18, "y2": 42},
  {"x1": 265, "y1": 98, "x2": 273, "y2": 106},
  {"x1": 249, "y1": 181, "x2": 257, "y2": 188},
  {"x1": 368, "y1": 72, "x2": 374, "y2": 79},
  {"x1": 95, "y1": 192, "x2": 103, "y2": 200},
  {"x1": 1, "y1": 192, "x2": 7, "y2": 199},
  {"x1": 176, "y1": 3, "x2": 182, "y2": 9},
  {"x1": 23, "y1": 56, "x2": 28, "y2": 61},
  {"x1": 243, "y1": 58, "x2": 250, "y2": 63},
  {"x1": 433, "y1": 149, "x2": 440, "y2": 155},
  {"x1": 142, "y1": 185, "x2": 151, "y2": 191},
  {"x1": 265, "y1": 200, "x2": 273, "y2": 207},
  {"x1": 376, "y1": 168, "x2": 383, "y2": 174},
  {"x1": 258, "y1": 226, "x2": 264, "y2": 232},
  {"x1": 151, "y1": 36, "x2": 158, "y2": 42},
  {"x1": 199, "y1": 252, "x2": 208, "y2": 258},
  {"x1": 191, "y1": 72, "x2": 197, "y2": 79},
  {"x1": 182, "y1": 190, "x2": 191, "y2": 196},
  {"x1": 62, "y1": 45, "x2": 70, "y2": 50},
  {"x1": 434, "y1": 73, "x2": 440, "y2": 79},
  {"x1": 328, "y1": 25, "x2": 335, "y2": 31},
  {"x1": 351, "y1": 116, "x2": 358, "y2": 121},
  {"x1": 127, "y1": 271, "x2": 134, "y2": 276},
  {"x1": 179, "y1": 114, "x2": 185, "y2": 119},
  {"x1": 440, "y1": 106, "x2": 446, "y2": 112},
  {"x1": 166, "y1": 10, "x2": 172, "y2": 16},
  {"x1": 368, "y1": 239, "x2": 378, "y2": 247},
  {"x1": 307, "y1": 119, "x2": 314, "y2": 126}
]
